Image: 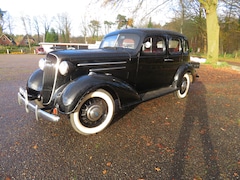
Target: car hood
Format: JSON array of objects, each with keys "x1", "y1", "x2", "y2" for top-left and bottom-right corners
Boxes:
[{"x1": 49, "y1": 48, "x2": 134, "y2": 64}]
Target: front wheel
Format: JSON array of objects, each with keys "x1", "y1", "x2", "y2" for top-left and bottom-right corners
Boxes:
[
  {"x1": 174, "y1": 73, "x2": 190, "y2": 99},
  {"x1": 70, "y1": 89, "x2": 115, "y2": 135}
]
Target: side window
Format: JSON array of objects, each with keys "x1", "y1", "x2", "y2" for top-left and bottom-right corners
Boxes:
[
  {"x1": 142, "y1": 37, "x2": 166, "y2": 54},
  {"x1": 168, "y1": 38, "x2": 182, "y2": 54},
  {"x1": 182, "y1": 39, "x2": 189, "y2": 53},
  {"x1": 156, "y1": 37, "x2": 166, "y2": 54},
  {"x1": 142, "y1": 37, "x2": 153, "y2": 53}
]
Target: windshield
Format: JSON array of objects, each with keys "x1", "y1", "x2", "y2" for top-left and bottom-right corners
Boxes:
[{"x1": 100, "y1": 33, "x2": 140, "y2": 50}]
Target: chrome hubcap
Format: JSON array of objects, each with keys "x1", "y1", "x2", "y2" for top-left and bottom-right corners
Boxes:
[
  {"x1": 80, "y1": 97, "x2": 107, "y2": 127},
  {"x1": 87, "y1": 105, "x2": 104, "y2": 122},
  {"x1": 180, "y1": 78, "x2": 187, "y2": 93}
]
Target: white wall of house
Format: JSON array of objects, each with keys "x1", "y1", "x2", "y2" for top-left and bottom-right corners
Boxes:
[{"x1": 39, "y1": 42, "x2": 100, "y2": 53}]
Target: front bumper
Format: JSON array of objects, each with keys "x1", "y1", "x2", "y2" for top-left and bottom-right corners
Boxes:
[{"x1": 17, "y1": 87, "x2": 60, "y2": 122}]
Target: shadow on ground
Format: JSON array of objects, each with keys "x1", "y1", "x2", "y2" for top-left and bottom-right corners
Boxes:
[{"x1": 171, "y1": 82, "x2": 220, "y2": 179}]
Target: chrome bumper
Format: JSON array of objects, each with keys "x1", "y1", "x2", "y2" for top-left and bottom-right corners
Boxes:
[{"x1": 17, "y1": 87, "x2": 60, "y2": 122}]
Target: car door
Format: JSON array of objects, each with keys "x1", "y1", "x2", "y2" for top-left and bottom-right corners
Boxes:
[
  {"x1": 135, "y1": 36, "x2": 169, "y2": 92},
  {"x1": 163, "y1": 36, "x2": 184, "y2": 85}
]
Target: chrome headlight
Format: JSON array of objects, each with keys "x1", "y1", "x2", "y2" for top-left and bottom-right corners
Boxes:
[
  {"x1": 59, "y1": 61, "x2": 70, "y2": 76},
  {"x1": 39, "y1": 58, "x2": 46, "y2": 70}
]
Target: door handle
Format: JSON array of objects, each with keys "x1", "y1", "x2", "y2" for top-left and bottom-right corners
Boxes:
[{"x1": 164, "y1": 58, "x2": 174, "y2": 62}]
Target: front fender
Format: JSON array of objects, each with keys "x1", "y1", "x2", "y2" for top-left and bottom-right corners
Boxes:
[
  {"x1": 57, "y1": 73, "x2": 140, "y2": 114},
  {"x1": 26, "y1": 69, "x2": 43, "y2": 100}
]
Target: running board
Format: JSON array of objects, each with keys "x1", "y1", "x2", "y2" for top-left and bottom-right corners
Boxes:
[{"x1": 140, "y1": 86, "x2": 177, "y2": 102}]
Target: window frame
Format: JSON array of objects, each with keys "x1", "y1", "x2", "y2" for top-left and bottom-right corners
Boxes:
[{"x1": 168, "y1": 37, "x2": 182, "y2": 55}]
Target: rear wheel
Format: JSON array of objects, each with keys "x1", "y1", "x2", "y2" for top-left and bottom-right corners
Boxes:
[
  {"x1": 174, "y1": 73, "x2": 190, "y2": 99},
  {"x1": 70, "y1": 89, "x2": 115, "y2": 135}
]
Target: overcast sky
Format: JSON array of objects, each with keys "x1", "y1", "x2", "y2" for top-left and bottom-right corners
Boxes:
[{"x1": 1, "y1": 0, "x2": 172, "y2": 36}]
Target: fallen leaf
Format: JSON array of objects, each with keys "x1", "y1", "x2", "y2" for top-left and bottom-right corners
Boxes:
[
  {"x1": 102, "y1": 169, "x2": 107, "y2": 175},
  {"x1": 51, "y1": 133, "x2": 59, "y2": 137},
  {"x1": 155, "y1": 167, "x2": 161, "y2": 172},
  {"x1": 146, "y1": 142, "x2": 152, "y2": 146},
  {"x1": 199, "y1": 129, "x2": 207, "y2": 134},
  {"x1": 156, "y1": 143, "x2": 165, "y2": 149},
  {"x1": 15, "y1": 142, "x2": 20, "y2": 145},
  {"x1": 233, "y1": 172, "x2": 239, "y2": 177},
  {"x1": 193, "y1": 176, "x2": 202, "y2": 180},
  {"x1": 141, "y1": 135, "x2": 153, "y2": 146},
  {"x1": 33, "y1": 144, "x2": 38, "y2": 149},
  {"x1": 106, "y1": 162, "x2": 111, "y2": 167},
  {"x1": 164, "y1": 122, "x2": 171, "y2": 126},
  {"x1": 5, "y1": 176, "x2": 11, "y2": 180}
]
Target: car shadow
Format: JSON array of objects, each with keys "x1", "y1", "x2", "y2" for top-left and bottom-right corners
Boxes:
[
  {"x1": 170, "y1": 81, "x2": 220, "y2": 179},
  {"x1": 111, "y1": 106, "x2": 137, "y2": 125}
]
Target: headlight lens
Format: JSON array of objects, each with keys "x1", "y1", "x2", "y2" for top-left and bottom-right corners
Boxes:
[
  {"x1": 39, "y1": 58, "x2": 45, "y2": 70},
  {"x1": 59, "y1": 61, "x2": 69, "y2": 75}
]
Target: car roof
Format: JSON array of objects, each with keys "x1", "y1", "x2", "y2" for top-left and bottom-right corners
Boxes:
[{"x1": 106, "y1": 28, "x2": 187, "y2": 39}]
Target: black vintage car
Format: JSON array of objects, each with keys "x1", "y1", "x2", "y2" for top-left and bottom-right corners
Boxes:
[{"x1": 18, "y1": 28, "x2": 199, "y2": 135}]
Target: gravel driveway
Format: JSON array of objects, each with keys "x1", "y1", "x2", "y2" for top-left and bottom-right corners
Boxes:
[{"x1": 0, "y1": 54, "x2": 239, "y2": 179}]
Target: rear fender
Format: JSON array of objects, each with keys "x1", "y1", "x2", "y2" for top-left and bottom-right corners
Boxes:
[
  {"x1": 57, "y1": 73, "x2": 140, "y2": 114},
  {"x1": 173, "y1": 63, "x2": 196, "y2": 88}
]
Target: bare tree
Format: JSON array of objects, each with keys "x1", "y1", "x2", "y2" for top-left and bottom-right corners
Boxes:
[
  {"x1": 56, "y1": 12, "x2": 71, "y2": 42},
  {"x1": 1, "y1": 11, "x2": 14, "y2": 35},
  {"x1": 41, "y1": 15, "x2": 52, "y2": 42},
  {"x1": 221, "y1": 0, "x2": 240, "y2": 17},
  {"x1": 0, "y1": 8, "x2": 7, "y2": 34},
  {"x1": 33, "y1": 16, "x2": 41, "y2": 43},
  {"x1": 219, "y1": 0, "x2": 240, "y2": 53},
  {"x1": 20, "y1": 15, "x2": 32, "y2": 50},
  {"x1": 80, "y1": 17, "x2": 89, "y2": 44}
]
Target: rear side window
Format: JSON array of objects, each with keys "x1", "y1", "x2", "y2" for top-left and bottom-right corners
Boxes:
[
  {"x1": 156, "y1": 37, "x2": 166, "y2": 54},
  {"x1": 182, "y1": 39, "x2": 189, "y2": 53},
  {"x1": 168, "y1": 38, "x2": 182, "y2": 54}
]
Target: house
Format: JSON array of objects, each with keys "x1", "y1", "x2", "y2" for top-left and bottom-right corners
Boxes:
[
  {"x1": 19, "y1": 35, "x2": 35, "y2": 46},
  {"x1": 0, "y1": 34, "x2": 16, "y2": 46}
]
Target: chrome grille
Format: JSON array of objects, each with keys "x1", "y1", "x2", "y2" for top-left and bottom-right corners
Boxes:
[{"x1": 42, "y1": 54, "x2": 58, "y2": 105}]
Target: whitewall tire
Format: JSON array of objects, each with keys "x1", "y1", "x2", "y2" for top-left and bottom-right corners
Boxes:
[
  {"x1": 70, "y1": 89, "x2": 115, "y2": 135},
  {"x1": 174, "y1": 73, "x2": 190, "y2": 99}
]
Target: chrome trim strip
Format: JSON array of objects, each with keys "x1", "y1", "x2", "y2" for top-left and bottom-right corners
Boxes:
[
  {"x1": 77, "y1": 61, "x2": 127, "y2": 66},
  {"x1": 89, "y1": 66, "x2": 126, "y2": 72},
  {"x1": 18, "y1": 87, "x2": 60, "y2": 122}
]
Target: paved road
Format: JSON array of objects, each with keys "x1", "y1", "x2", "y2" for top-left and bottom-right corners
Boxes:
[{"x1": 0, "y1": 55, "x2": 239, "y2": 179}]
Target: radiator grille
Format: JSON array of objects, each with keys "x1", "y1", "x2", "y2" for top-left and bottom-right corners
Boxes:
[{"x1": 42, "y1": 54, "x2": 58, "y2": 104}]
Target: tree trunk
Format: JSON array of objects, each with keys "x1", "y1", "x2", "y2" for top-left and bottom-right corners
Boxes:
[{"x1": 200, "y1": 0, "x2": 219, "y2": 63}]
